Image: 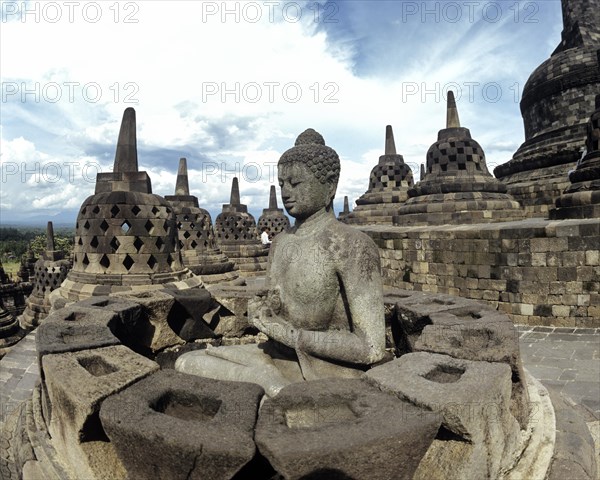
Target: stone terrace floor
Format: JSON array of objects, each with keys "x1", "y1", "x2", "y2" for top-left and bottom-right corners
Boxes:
[{"x1": 1, "y1": 326, "x2": 599, "y2": 428}]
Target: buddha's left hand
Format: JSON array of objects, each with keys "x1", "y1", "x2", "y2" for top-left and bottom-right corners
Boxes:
[{"x1": 252, "y1": 311, "x2": 300, "y2": 348}]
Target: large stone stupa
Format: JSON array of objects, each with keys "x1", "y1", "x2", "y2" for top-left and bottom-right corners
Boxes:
[
  {"x1": 214, "y1": 177, "x2": 268, "y2": 277},
  {"x1": 257, "y1": 185, "x2": 290, "y2": 237},
  {"x1": 494, "y1": 0, "x2": 600, "y2": 216},
  {"x1": 19, "y1": 222, "x2": 71, "y2": 329},
  {"x1": 394, "y1": 92, "x2": 524, "y2": 225},
  {"x1": 551, "y1": 94, "x2": 600, "y2": 219},
  {"x1": 53, "y1": 108, "x2": 200, "y2": 303},
  {"x1": 346, "y1": 125, "x2": 414, "y2": 225},
  {"x1": 165, "y1": 158, "x2": 239, "y2": 285}
]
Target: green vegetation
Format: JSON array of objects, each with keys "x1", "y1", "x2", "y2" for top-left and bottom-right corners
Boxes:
[{"x1": 0, "y1": 226, "x2": 74, "y2": 264}]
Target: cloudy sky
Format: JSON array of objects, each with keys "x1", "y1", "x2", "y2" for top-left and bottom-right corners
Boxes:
[{"x1": 1, "y1": 0, "x2": 564, "y2": 225}]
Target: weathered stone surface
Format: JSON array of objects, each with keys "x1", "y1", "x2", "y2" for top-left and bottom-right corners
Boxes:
[
  {"x1": 255, "y1": 378, "x2": 440, "y2": 480},
  {"x1": 412, "y1": 307, "x2": 529, "y2": 427},
  {"x1": 164, "y1": 288, "x2": 218, "y2": 341},
  {"x1": 36, "y1": 306, "x2": 121, "y2": 367},
  {"x1": 100, "y1": 370, "x2": 263, "y2": 480},
  {"x1": 364, "y1": 219, "x2": 600, "y2": 328},
  {"x1": 75, "y1": 295, "x2": 142, "y2": 331},
  {"x1": 546, "y1": 387, "x2": 598, "y2": 480},
  {"x1": 43, "y1": 345, "x2": 159, "y2": 479},
  {"x1": 366, "y1": 352, "x2": 520, "y2": 479},
  {"x1": 111, "y1": 290, "x2": 184, "y2": 352},
  {"x1": 198, "y1": 284, "x2": 261, "y2": 337}
]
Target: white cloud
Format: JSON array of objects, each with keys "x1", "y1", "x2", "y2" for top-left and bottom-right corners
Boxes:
[{"x1": 0, "y1": 0, "x2": 565, "y2": 222}]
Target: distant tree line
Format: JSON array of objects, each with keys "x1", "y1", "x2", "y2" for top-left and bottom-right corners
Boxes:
[{"x1": 0, "y1": 227, "x2": 74, "y2": 262}]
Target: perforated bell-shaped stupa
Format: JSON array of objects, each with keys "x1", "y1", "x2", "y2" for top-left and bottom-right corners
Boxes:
[
  {"x1": 551, "y1": 94, "x2": 600, "y2": 219},
  {"x1": 0, "y1": 296, "x2": 23, "y2": 357},
  {"x1": 257, "y1": 185, "x2": 290, "y2": 237},
  {"x1": 19, "y1": 222, "x2": 71, "y2": 329},
  {"x1": 394, "y1": 92, "x2": 524, "y2": 225},
  {"x1": 53, "y1": 108, "x2": 200, "y2": 303},
  {"x1": 494, "y1": 0, "x2": 600, "y2": 216},
  {"x1": 347, "y1": 125, "x2": 414, "y2": 224},
  {"x1": 165, "y1": 158, "x2": 239, "y2": 284},
  {"x1": 214, "y1": 177, "x2": 268, "y2": 277}
]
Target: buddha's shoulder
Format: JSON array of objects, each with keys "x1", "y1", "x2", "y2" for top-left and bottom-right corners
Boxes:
[{"x1": 323, "y1": 220, "x2": 378, "y2": 249}]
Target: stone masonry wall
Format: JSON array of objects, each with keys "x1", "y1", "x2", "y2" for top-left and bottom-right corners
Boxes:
[{"x1": 362, "y1": 218, "x2": 600, "y2": 327}]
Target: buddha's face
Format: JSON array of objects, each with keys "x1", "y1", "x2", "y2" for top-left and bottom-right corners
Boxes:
[{"x1": 278, "y1": 162, "x2": 335, "y2": 220}]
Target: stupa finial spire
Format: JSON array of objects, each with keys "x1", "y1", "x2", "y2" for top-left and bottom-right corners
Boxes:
[
  {"x1": 46, "y1": 221, "x2": 55, "y2": 252},
  {"x1": 269, "y1": 185, "x2": 278, "y2": 209},
  {"x1": 230, "y1": 177, "x2": 240, "y2": 205},
  {"x1": 113, "y1": 107, "x2": 138, "y2": 173},
  {"x1": 174, "y1": 158, "x2": 190, "y2": 196},
  {"x1": 385, "y1": 125, "x2": 397, "y2": 155},
  {"x1": 446, "y1": 91, "x2": 461, "y2": 129}
]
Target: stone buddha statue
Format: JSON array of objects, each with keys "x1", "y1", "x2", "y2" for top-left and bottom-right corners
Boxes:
[{"x1": 175, "y1": 129, "x2": 385, "y2": 396}]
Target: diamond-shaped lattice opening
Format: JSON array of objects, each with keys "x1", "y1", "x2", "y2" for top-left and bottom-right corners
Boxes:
[
  {"x1": 166, "y1": 208, "x2": 171, "y2": 214},
  {"x1": 179, "y1": 240, "x2": 184, "y2": 249},
  {"x1": 133, "y1": 237, "x2": 144, "y2": 252},
  {"x1": 92, "y1": 206, "x2": 100, "y2": 214},
  {"x1": 167, "y1": 254, "x2": 174, "y2": 266},
  {"x1": 81, "y1": 207, "x2": 87, "y2": 215},
  {"x1": 121, "y1": 221, "x2": 132, "y2": 234},
  {"x1": 155, "y1": 237, "x2": 164, "y2": 251},
  {"x1": 123, "y1": 254, "x2": 135, "y2": 271},
  {"x1": 147, "y1": 255, "x2": 157, "y2": 269},
  {"x1": 183, "y1": 231, "x2": 191, "y2": 239},
  {"x1": 110, "y1": 205, "x2": 120, "y2": 218},
  {"x1": 177, "y1": 222, "x2": 183, "y2": 229},
  {"x1": 190, "y1": 240, "x2": 198, "y2": 249},
  {"x1": 110, "y1": 237, "x2": 120, "y2": 251},
  {"x1": 152, "y1": 206, "x2": 160, "y2": 215},
  {"x1": 77, "y1": 237, "x2": 83, "y2": 246},
  {"x1": 100, "y1": 220, "x2": 109, "y2": 232},
  {"x1": 131, "y1": 205, "x2": 141, "y2": 216},
  {"x1": 183, "y1": 215, "x2": 189, "y2": 221},
  {"x1": 190, "y1": 222, "x2": 195, "y2": 229},
  {"x1": 99, "y1": 254, "x2": 110, "y2": 269},
  {"x1": 90, "y1": 236, "x2": 99, "y2": 248},
  {"x1": 144, "y1": 220, "x2": 154, "y2": 233},
  {"x1": 83, "y1": 220, "x2": 91, "y2": 230}
]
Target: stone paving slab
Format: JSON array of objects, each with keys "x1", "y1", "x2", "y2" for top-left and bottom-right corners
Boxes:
[{"x1": 518, "y1": 326, "x2": 600, "y2": 420}]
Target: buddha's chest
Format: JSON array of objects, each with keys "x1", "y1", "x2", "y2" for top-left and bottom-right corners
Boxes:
[{"x1": 270, "y1": 236, "x2": 340, "y2": 310}]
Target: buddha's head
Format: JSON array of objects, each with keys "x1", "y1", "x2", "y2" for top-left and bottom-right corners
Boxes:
[{"x1": 278, "y1": 129, "x2": 340, "y2": 221}]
